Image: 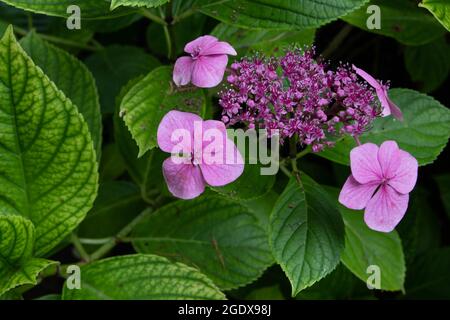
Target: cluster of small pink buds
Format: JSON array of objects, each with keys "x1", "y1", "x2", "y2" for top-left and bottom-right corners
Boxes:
[{"x1": 219, "y1": 48, "x2": 382, "y2": 152}]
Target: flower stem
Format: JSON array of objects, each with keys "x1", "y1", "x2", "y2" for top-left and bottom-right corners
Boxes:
[
  {"x1": 296, "y1": 146, "x2": 311, "y2": 160},
  {"x1": 140, "y1": 8, "x2": 167, "y2": 25},
  {"x1": 90, "y1": 207, "x2": 154, "y2": 261},
  {"x1": 289, "y1": 136, "x2": 301, "y2": 183},
  {"x1": 70, "y1": 233, "x2": 91, "y2": 263}
]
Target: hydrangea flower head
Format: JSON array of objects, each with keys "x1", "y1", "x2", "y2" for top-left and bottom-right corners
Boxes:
[
  {"x1": 173, "y1": 35, "x2": 237, "y2": 88},
  {"x1": 219, "y1": 47, "x2": 383, "y2": 152},
  {"x1": 339, "y1": 141, "x2": 418, "y2": 232}
]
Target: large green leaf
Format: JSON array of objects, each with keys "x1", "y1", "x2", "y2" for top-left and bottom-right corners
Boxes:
[
  {"x1": 111, "y1": 0, "x2": 169, "y2": 10},
  {"x1": 62, "y1": 254, "x2": 226, "y2": 300},
  {"x1": 323, "y1": 187, "x2": 405, "y2": 291},
  {"x1": 132, "y1": 195, "x2": 273, "y2": 290},
  {"x1": 269, "y1": 174, "x2": 345, "y2": 296},
  {"x1": 318, "y1": 88, "x2": 450, "y2": 166},
  {"x1": 20, "y1": 32, "x2": 102, "y2": 157},
  {"x1": 120, "y1": 66, "x2": 206, "y2": 156},
  {"x1": 211, "y1": 23, "x2": 315, "y2": 57},
  {"x1": 196, "y1": 0, "x2": 369, "y2": 30},
  {"x1": 0, "y1": 26, "x2": 98, "y2": 256},
  {"x1": 404, "y1": 37, "x2": 450, "y2": 93},
  {"x1": 343, "y1": 0, "x2": 446, "y2": 45},
  {"x1": 0, "y1": 216, "x2": 57, "y2": 296},
  {"x1": 0, "y1": 0, "x2": 133, "y2": 18},
  {"x1": 85, "y1": 45, "x2": 160, "y2": 113},
  {"x1": 420, "y1": 0, "x2": 450, "y2": 32}
]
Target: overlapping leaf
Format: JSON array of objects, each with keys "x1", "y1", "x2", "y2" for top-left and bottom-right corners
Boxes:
[
  {"x1": 110, "y1": 0, "x2": 169, "y2": 10},
  {"x1": 197, "y1": 0, "x2": 369, "y2": 29},
  {"x1": 420, "y1": 0, "x2": 450, "y2": 32},
  {"x1": 132, "y1": 195, "x2": 273, "y2": 290},
  {"x1": 269, "y1": 174, "x2": 345, "y2": 296},
  {"x1": 0, "y1": 215, "x2": 57, "y2": 296},
  {"x1": 0, "y1": 26, "x2": 98, "y2": 256},
  {"x1": 120, "y1": 66, "x2": 206, "y2": 156},
  {"x1": 343, "y1": 0, "x2": 446, "y2": 45},
  {"x1": 62, "y1": 254, "x2": 226, "y2": 300},
  {"x1": 20, "y1": 32, "x2": 102, "y2": 157}
]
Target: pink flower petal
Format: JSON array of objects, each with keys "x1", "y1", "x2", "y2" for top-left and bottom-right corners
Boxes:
[
  {"x1": 173, "y1": 56, "x2": 193, "y2": 86},
  {"x1": 388, "y1": 150, "x2": 418, "y2": 194},
  {"x1": 184, "y1": 35, "x2": 218, "y2": 55},
  {"x1": 339, "y1": 175, "x2": 379, "y2": 210},
  {"x1": 201, "y1": 41, "x2": 237, "y2": 56},
  {"x1": 377, "y1": 140, "x2": 401, "y2": 179},
  {"x1": 162, "y1": 158, "x2": 205, "y2": 199},
  {"x1": 386, "y1": 93, "x2": 404, "y2": 121},
  {"x1": 157, "y1": 110, "x2": 202, "y2": 153},
  {"x1": 376, "y1": 87, "x2": 392, "y2": 117},
  {"x1": 191, "y1": 55, "x2": 228, "y2": 88},
  {"x1": 350, "y1": 143, "x2": 382, "y2": 184},
  {"x1": 353, "y1": 65, "x2": 381, "y2": 89},
  {"x1": 200, "y1": 119, "x2": 244, "y2": 186},
  {"x1": 364, "y1": 184, "x2": 409, "y2": 232}
]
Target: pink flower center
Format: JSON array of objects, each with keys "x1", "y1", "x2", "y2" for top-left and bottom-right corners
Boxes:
[{"x1": 191, "y1": 47, "x2": 201, "y2": 59}]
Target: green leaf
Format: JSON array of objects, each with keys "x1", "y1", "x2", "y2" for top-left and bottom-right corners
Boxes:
[
  {"x1": 211, "y1": 23, "x2": 316, "y2": 57},
  {"x1": 404, "y1": 37, "x2": 450, "y2": 93},
  {"x1": 319, "y1": 88, "x2": 450, "y2": 166},
  {"x1": 323, "y1": 187, "x2": 406, "y2": 291},
  {"x1": 85, "y1": 45, "x2": 160, "y2": 113},
  {"x1": 61, "y1": 254, "x2": 226, "y2": 300},
  {"x1": 419, "y1": 0, "x2": 450, "y2": 32},
  {"x1": 405, "y1": 248, "x2": 450, "y2": 299},
  {"x1": 0, "y1": 216, "x2": 57, "y2": 296},
  {"x1": 132, "y1": 195, "x2": 273, "y2": 290},
  {"x1": 197, "y1": 0, "x2": 369, "y2": 30},
  {"x1": 120, "y1": 66, "x2": 206, "y2": 156},
  {"x1": 20, "y1": 32, "x2": 102, "y2": 157},
  {"x1": 111, "y1": 0, "x2": 169, "y2": 10},
  {"x1": 0, "y1": 26, "x2": 98, "y2": 256},
  {"x1": 435, "y1": 174, "x2": 450, "y2": 218},
  {"x1": 114, "y1": 76, "x2": 168, "y2": 196},
  {"x1": 0, "y1": 0, "x2": 133, "y2": 18},
  {"x1": 269, "y1": 174, "x2": 345, "y2": 296},
  {"x1": 343, "y1": 0, "x2": 446, "y2": 45},
  {"x1": 296, "y1": 264, "x2": 373, "y2": 299}
]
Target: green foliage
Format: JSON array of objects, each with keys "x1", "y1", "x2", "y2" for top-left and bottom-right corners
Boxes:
[
  {"x1": 197, "y1": 0, "x2": 370, "y2": 29},
  {"x1": 132, "y1": 195, "x2": 273, "y2": 290},
  {"x1": 404, "y1": 37, "x2": 450, "y2": 93},
  {"x1": 0, "y1": 26, "x2": 98, "y2": 257},
  {"x1": 20, "y1": 32, "x2": 102, "y2": 157},
  {"x1": 269, "y1": 174, "x2": 345, "y2": 296},
  {"x1": 324, "y1": 187, "x2": 405, "y2": 291},
  {"x1": 120, "y1": 66, "x2": 206, "y2": 156},
  {"x1": 420, "y1": 0, "x2": 450, "y2": 32},
  {"x1": 211, "y1": 23, "x2": 316, "y2": 57},
  {"x1": 343, "y1": 0, "x2": 446, "y2": 45},
  {"x1": 319, "y1": 89, "x2": 450, "y2": 166},
  {"x1": 85, "y1": 45, "x2": 160, "y2": 113},
  {"x1": 111, "y1": 0, "x2": 169, "y2": 10},
  {"x1": 0, "y1": 0, "x2": 132, "y2": 18},
  {"x1": 0, "y1": 215, "x2": 57, "y2": 296},
  {"x1": 62, "y1": 254, "x2": 226, "y2": 300}
]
